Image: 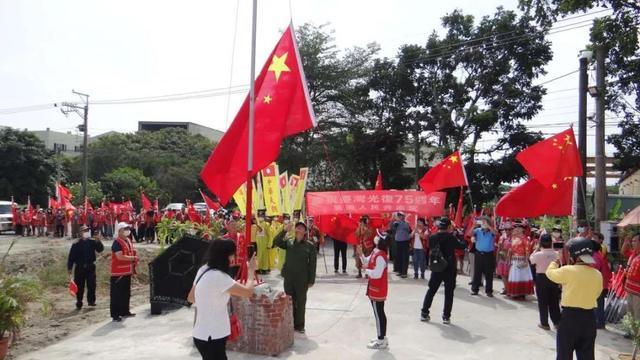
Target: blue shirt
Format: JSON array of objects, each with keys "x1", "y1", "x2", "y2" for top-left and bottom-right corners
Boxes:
[
  {"x1": 393, "y1": 221, "x2": 411, "y2": 242},
  {"x1": 473, "y1": 228, "x2": 496, "y2": 252}
]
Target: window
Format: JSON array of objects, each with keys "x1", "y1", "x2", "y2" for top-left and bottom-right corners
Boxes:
[{"x1": 53, "y1": 143, "x2": 67, "y2": 152}]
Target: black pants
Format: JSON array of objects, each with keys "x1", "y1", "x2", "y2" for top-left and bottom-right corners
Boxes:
[
  {"x1": 110, "y1": 275, "x2": 131, "y2": 319},
  {"x1": 556, "y1": 307, "x2": 596, "y2": 360},
  {"x1": 535, "y1": 273, "x2": 561, "y2": 326},
  {"x1": 55, "y1": 224, "x2": 64, "y2": 237},
  {"x1": 472, "y1": 251, "x2": 495, "y2": 294},
  {"x1": 333, "y1": 240, "x2": 347, "y2": 271},
  {"x1": 371, "y1": 300, "x2": 387, "y2": 340},
  {"x1": 193, "y1": 336, "x2": 227, "y2": 360},
  {"x1": 396, "y1": 241, "x2": 410, "y2": 276},
  {"x1": 422, "y1": 267, "x2": 457, "y2": 319},
  {"x1": 145, "y1": 225, "x2": 155, "y2": 242},
  {"x1": 74, "y1": 264, "x2": 97, "y2": 307}
]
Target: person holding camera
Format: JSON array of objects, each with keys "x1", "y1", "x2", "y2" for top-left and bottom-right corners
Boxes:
[
  {"x1": 272, "y1": 221, "x2": 317, "y2": 334},
  {"x1": 420, "y1": 217, "x2": 467, "y2": 324},
  {"x1": 471, "y1": 217, "x2": 497, "y2": 297}
]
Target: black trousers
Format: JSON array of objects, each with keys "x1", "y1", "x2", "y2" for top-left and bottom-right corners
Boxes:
[
  {"x1": 55, "y1": 224, "x2": 64, "y2": 237},
  {"x1": 74, "y1": 264, "x2": 97, "y2": 307},
  {"x1": 333, "y1": 240, "x2": 347, "y2": 271},
  {"x1": 535, "y1": 273, "x2": 561, "y2": 326},
  {"x1": 284, "y1": 278, "x2": 309, "y2": 330},
  {"x1": 472, "y1": 251, "x2": 495, "y2": 294},
  {"x1": 422, "y1": 267, "x2": 457, "y2": 319},
  {"x1": 396, "y1": 241, "x2": 410, "y2": 276},
  {"x1": 110, "y1": 275, "x2": 131, "y2": 319},
  {"x1": 145, "y1": 225, "x2": 155, "y2": 242},
  {"x1": 371, "y1": 300, "x2": 387, "y2": 340},
  {"x1": 193, "y1": 336, "x2": 227, "y2": 360},
  {"x1": 556, "y1": 307, "x2": 596, "y2": 360}
]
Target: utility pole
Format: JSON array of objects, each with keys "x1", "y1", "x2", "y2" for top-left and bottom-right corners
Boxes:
[
  {"x1": 57, "y1": 90, "x2": 90, "y2": 200},
  {"x1": 577, "y1": 50, "x2": 591, "y2": 222},
  {"x1": 594, "y1": 46, "x2": 607, "y2": 231}
]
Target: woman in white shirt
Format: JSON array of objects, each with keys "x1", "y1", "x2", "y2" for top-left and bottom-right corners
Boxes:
[{"x1": 187, "y1": 239, "x2": 257, "y2": 360}]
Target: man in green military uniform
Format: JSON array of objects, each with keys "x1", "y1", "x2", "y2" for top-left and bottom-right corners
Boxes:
[{"x1": 273, "y1": 221, "x2": 317, "y2": 334}]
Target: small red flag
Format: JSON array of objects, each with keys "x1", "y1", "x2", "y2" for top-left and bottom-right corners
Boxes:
[
  {"x1": 454, "y1": 187, "x2": 464, "y2": 228},
  {"x1": 199, "y1": 190, "x2": 221, "y2": 211},
  {"x1": 141, "y1": 192, "x2": 152, "y2": 211},
  {"x1": 495, "y1": 177, "x2": 574, "y2": 218},
  {"x1": 374, "y1": 170, "x2": 383, "y2": 190},
  {"x1": 418, "y1": 151, "x2": 468, "y2": 194},
  {"x1": 515, "y1": 128, "x2": 583, "y2": 187},
  {"x1": 200, "y1": 24, "x2": 316, "y2": 205},
  {"x1": 68, "y1": 279, "x2": 78, "y2": 297}
]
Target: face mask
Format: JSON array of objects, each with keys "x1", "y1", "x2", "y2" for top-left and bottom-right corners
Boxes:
[
  {"x1": 284, "y1": 219, "x2": 290, "y2": 225},
  {"x1": 482, "y1": 224, "x2": 490, "y2": 230},
  {"x1": 552, "y1": 231, "x2": 561, "y2": 238},
  {"x1": 577, "y1": 227, "x2": 585, "y2": 233},
  {"x1": 123, "y1": 230, "x2": 131, "y2": 237},
  {"x1": 81, "y1": 232, "x2": 90, "y2": 239}
]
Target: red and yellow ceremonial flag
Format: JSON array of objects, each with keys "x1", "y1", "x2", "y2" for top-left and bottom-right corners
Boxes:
[
  {"x1": 288, "y1": 175, "x2": 300, "y2": 214},
  {"x1": 515, "y1": 128, "x2": 582, "y2": 187},
  {"x1": 261, "y1": 163, "x2": 282, "y2": 216},
  {"x1": 233, "y1": 183, "x2": 248, "y2": 216},
  {"x1": 293, "y1": 168, "x2": 309, "y2": 211},
  {"x1": 418, "y1": 151, "x2": 468, "y2": 194},
  {"x1": 279, "y1": 171, "x2": 291, "y2": 215},
  {"x1": 255, "y1": 173, "x2": 266, "y2": 211},
  {"x1": 200, "y1": 24, "x2": 316, "y2": 205}
]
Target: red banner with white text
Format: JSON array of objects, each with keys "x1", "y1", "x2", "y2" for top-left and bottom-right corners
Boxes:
[{"x1": 306, "y1": 190, "x2": 446, "y2": 217}]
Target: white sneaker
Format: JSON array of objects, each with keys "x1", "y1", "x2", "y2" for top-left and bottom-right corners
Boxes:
[{"x1": 367, "y1": 338, "x2": 388, "y2": 350}]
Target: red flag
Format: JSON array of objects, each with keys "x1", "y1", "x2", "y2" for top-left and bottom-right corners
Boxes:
[
  {"x1": 515, "y1": 128, "x2": 583, "y2": 187},
  {"x1": 187, "y1": 202, "x2": 202, "y2": 223},
  {"x1": 454, "y1": 187, "x2": 464, "y2": 228},
  {"x1": 57, "y1": 183, "x2": 73, "y2": 201},
  {"x1": 316, "y1": 214, "x2": 359, "y2": 245},
  {"x1": 200, "y1": 24, "x2": 316, "y2": 205},
  {"x1": 141, "y1": 192, "x2": 152, "y2": 211},
  {"x1": 153, "y1": 199, "x2": 159, "y2": 211},
  {"x1": 48, "y1": 197, "x2": 59, "y2": 209},
  {"x1": 418, "y1": 151, "x2": 468, "y2": 194},
  {"x1": 374, "y1": 170, "x2": 383, "y2": 190},
  {"x1": 199, "y1": 190, "x2": 221, "y2": 211},
  {"x1": 68, "y1": 279, "x2": 78, "y2": 297},
  {"x1": 495, "y1": 177, "x2": 574, "y2": 218}
]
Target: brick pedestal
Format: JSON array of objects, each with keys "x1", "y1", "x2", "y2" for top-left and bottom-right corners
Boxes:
[{"x1": 226, "y1": 286, "x2": 293, "y2": 356}]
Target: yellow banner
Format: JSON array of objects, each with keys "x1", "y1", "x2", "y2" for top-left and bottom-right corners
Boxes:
[
  {"x1": 232, "y1": 183, "x2": 247, "y2": 215},
  {"x1": 288, "y1": 174, "x2": 300, "y2": 213},
  {"x1": 261, "y1": 162, "x2": 282, "y2": 216},
  {"x1": 255, "y1": 174, "x2": 266, "y2": 211},
  {"x1": 294, "y1": 167, "x2": 309, "y2": 211},
  {"x1": 279, "y1": 171, "x2": 291, "y2": 215}
]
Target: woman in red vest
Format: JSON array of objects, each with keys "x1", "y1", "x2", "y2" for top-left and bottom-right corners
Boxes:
[
  {"x1": 110, "y1": 222, "x2": 138, "y2": 322},
  {"x1": 357, "y1": 234, "x2": 389, "y2": 350}
]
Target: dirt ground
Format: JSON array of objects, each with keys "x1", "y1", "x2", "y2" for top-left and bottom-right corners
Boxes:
[{"x1": 1, "y1": 234, "x2": 159, "y2": 360}]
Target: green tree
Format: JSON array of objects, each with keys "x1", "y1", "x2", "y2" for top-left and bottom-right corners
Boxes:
[
  {"x1": 0, "y1": 128, "x2": 56, "y2": 206},
  {"x1": 519, "y1": 0, "x2": 640, "y2": 173},
  {"x1": 101, "y1": 167, "x2": 159, "y2": 208},
  {"x1": 68, "y1": 181, "x2": 105, "y2": 208}
]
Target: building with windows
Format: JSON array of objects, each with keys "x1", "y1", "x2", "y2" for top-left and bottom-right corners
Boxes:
[
  {"x1": 620, "y1": 169, "x2": 640, "y2": 196},
  {"x1": 137, "y1": 121, "x2": 224, "y2": 143},
  {"x1": 31, "y1": 128, "x2": 84, "y2": 156}
]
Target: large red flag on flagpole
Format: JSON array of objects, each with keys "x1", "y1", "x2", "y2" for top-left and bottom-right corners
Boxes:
[
  {"x1": 199, "y1": 190, "x2": 221, "y2": 211},
  {"x1": 200, "y1": 24, "x2": 316, "y2": 206},
  {"x1": 495, "y1": 177, "x2": 574, "y2": 217},
  {"x1": 515, "y1": 128, "x2": 583, "y2": 187},
  {"x1": 418, "y1": 151, "x2": 468, "y2": 194},
  {"x1": 141, "y1": 192, "x2": 152, "y2": 211}
]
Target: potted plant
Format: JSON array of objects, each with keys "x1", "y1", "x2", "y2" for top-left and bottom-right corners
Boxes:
[{"x1": 0, "y1": 274, "x2": 43, "y2": 360}]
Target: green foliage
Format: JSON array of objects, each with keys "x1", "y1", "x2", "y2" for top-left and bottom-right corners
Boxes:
[
  {"x1": 537, "y1": 216, "x2": 572, "y2": 234},
  {"x1": 68, "y1": 180, "x2": 105, "y2": 207},
  {"x1": 68, "y1": 128, "x2": 213, "y2": 203},
  {"x1": 622, "y1": 313, "x2": 640, "y2": 349},
  {"x1": 608, "y1": 199, "x2": 624, "y2": 221},
  {"x1": 0, "y1": 128, "x2": 56, "y2": 206},
  {"x1": 101, "y1": 167, "x2": 159, "y2": 208},
  {"x1": 0, "y1": 274, "x2": 44, "y2": 338},
  {"x1": 155, "y1": 219, "x2": 222, "y2": 251}
]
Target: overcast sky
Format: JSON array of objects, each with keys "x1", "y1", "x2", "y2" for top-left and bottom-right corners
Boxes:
[{"x1": 0, "y1": 0, "x2": 619, "y2": 157}]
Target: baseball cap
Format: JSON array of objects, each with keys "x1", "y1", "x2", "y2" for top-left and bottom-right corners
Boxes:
[
  {"x1": 114, "y1": 222, "x2": 131, "y2": 235},
  {"x1": 79, "y1": 225, "x2": 90, "y2": 232},
  {"x1": 567, "y1": 238, "x2": 596, "y2": 264}
]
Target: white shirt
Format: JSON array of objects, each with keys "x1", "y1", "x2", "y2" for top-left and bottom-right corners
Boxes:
[
  {"x1": 192, "y1": 265, "x2": 236, "y2": 340},
  {"x1": 529, "y1": 249, "x2": 559, "y2": 274},
  {"x1": 360, "y1": 249, "x2": 387, "y2": 279},
  {"x1": 413, "y1": 232, "x2": 423, "y2": 250}
]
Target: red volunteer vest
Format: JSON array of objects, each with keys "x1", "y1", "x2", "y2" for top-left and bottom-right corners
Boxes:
[
  {"x1": 111, "y1": 237, "x2": 135, "y2": 276},
  {"x1": 366, "y1": 250, "x2": 388, "y2": 301}
]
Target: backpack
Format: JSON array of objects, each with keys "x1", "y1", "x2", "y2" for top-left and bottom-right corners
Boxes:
[{"x1": 429, "y1": 237, "x2": 448, "y2": 272}]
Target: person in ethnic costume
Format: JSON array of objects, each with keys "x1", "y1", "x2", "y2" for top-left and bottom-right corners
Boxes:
[
  {"x1": 505, "y1": 222, "x2": 534, "y2": 299},
  {"x1": 497, "y1": 222, "x2": 513, "y2": 295}
]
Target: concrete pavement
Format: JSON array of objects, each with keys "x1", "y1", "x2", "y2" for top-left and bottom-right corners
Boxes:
[{"x1": 17, "y1": 242, "x2": 632, "y2": 360}]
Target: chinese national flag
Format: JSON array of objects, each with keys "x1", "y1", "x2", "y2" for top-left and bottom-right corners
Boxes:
[
  {"x1": 515, "y1": 128, "x2": 583, "y2": 187},
  {"x1": 495, "y1": 177, "x2": 574, "y2": 218},
  {"x1": 48, "y1": 197, "x2": 59, "y2": 210},
  {"x1": 199, "y1": 190, "x2": 221, "y2": 211},
  {"x1": 200, "y1": 24, "x2": 316, "y2": 205},
  {"x1": 141, "y1": 192, "x2": 152, "y2": 211},
  {"x1": 374, "y1": 170, "x2": 383, "y2": 190},
  {"x1": 418, "y1": 151, "x2": 468, "y2": 194},
  {"x1": 315, "y1": 214, "x2": 359, "y2": 245}
]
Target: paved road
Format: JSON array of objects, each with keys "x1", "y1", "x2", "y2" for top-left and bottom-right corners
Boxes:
[{"x1": 16, "y1": 240, "x2": 633, "y2": 360}]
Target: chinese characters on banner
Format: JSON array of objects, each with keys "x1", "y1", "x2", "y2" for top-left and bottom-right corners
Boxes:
[
  {"x1": 261, "y1": 162, "x2": 282, "y2": 216},
  {"x1": 305, "y1": 190, "x2": 446, "y2": 217}
]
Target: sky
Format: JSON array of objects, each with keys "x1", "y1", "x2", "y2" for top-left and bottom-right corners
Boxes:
[{"x1": 0, "y1": 0, "x2": 621, "y2": 159}]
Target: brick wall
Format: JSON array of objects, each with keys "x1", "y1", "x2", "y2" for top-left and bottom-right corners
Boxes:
[{"x1": 226, "y1": 290, "x2": 294, "y2": 356}]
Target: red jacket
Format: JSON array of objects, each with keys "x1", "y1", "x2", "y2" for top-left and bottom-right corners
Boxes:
[
  {"x1": 111, "y1": 237, "x2": 136, "y2": 276},
  {"x1": 626, "y1": 253, "x2": 640, "y2": 296},
  {"x1": 366, "y1": 250, "x2": 388, "y2": 301}
]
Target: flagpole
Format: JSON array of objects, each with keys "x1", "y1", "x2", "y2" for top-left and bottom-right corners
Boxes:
[{"x1": 244, "y1": 0, "x2": 258, "y2": 268}]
